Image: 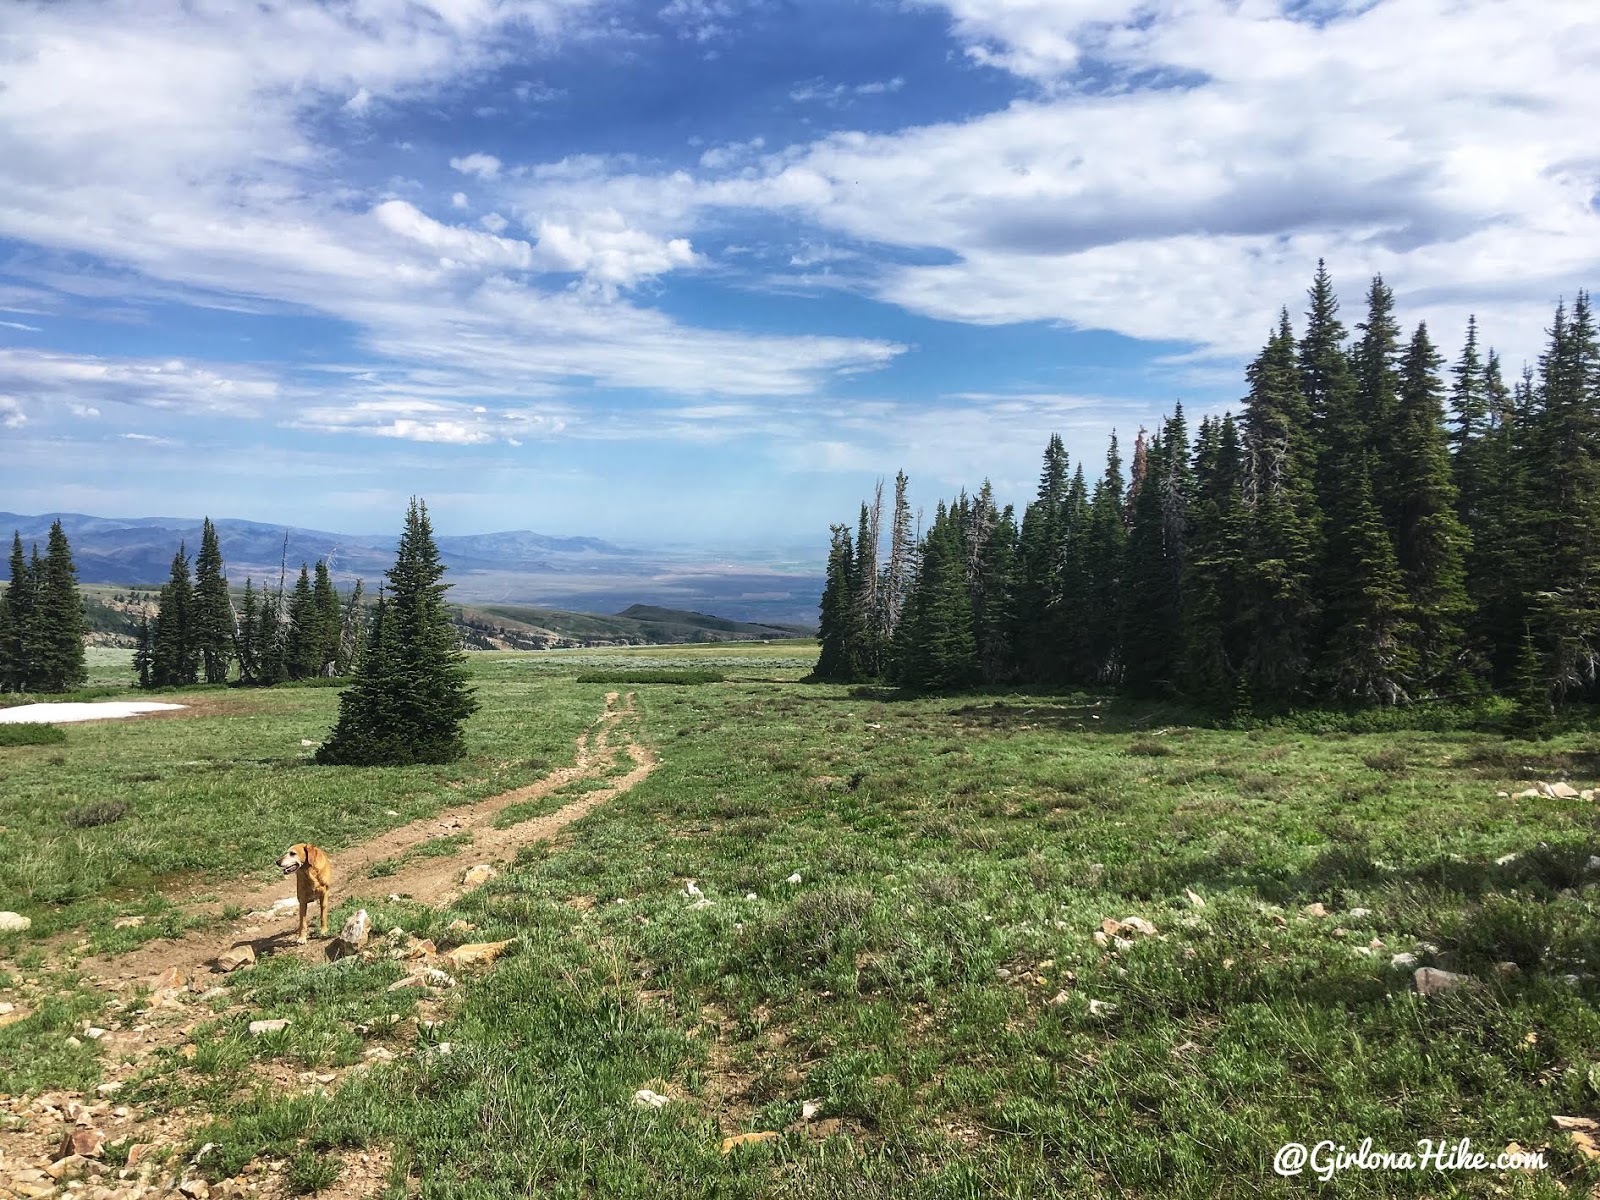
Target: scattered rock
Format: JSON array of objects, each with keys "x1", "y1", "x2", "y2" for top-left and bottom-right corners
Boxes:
[
  {"x1": 270, "y1": 896, "x2": 298, "y2": 913},
  {"x1": 1348, "y1": 907, "x2": 1372, "y2": 919},
  {"x1": 1496, "y1": 852, "x2": 1521, "y2": 866},
  {"x1": 94, "y1": 1082, "x2": 123, "y2": 1097},
  {"x1": 720, "y1": 1132, "x2": 780, "y2": 1154},
  {"x1": 179, "y1": 1177, "x2": 211, "y2": 1200},
  {"x1": 1494, "y1": 961, "x2": 1522, "y2": 979},
  {"x1": 1303, "y1": 902, "x2": 1328, "y2": 918},
  {"x1": 299, "y1": 739, "x2": 317, "y2": 748},
  {"x1": 1120, "y1": 916, "x2": 1158, "y2": 937},
  {"x1": 0, "y1": 911, "x2": 31, "y2": 932},
  {"x1": 1088, "y1": 999, "x2": 1118, "y2": 1017},
  {"x1": 633, "y1": 1088, "x2": 671, "y2": 1109},
  {"x1": 149, "y1": 966, "x2": 186, "y2": 996},
  {"x1": 745, "y1": 893, "x2": 758, "y2": 901},
  {"x1": 215, "y1": 945, "x2": 255, "y2": 973},
  {"x1": 802, "y1": 1099, "x2": 823, "y2": 1120},
  {"x1": 112, "y1": 916, "x2": 145, "y2": 929},
  {"x1": 462, "y1": 864, "x2": 498, "y2": 887},
  {"x1": 84, "y1": 1026, "x2": 108, "y2": 1040},
  {"x1": 785, "y1": 872, "x2": 802, "y2": 885},
  {"x1": 56, "y1": 1127, "x2": 107, "y2": 1159},
  {"x1": 686, "y1": 898, "x2": 714, "y2": 910},
  {"x1": 443, "y1": 940, "x2": 514, "y2": 970},
  {"x1": 338, "y1": 909, "x2": 372, "y2": 948},
  {"x1": 247, "y1": 1018, "x2": 291, "y2": 1036},
  {"x1": 1553, "y1": 1116, "x2": 1600, "y2": 1162},
  {"x1": 1183, "y1": 888, "x2": 1206, "y2": 909},
  {"x1": 1515, "y1": 788, "x2": 1542, "y2": 799},
  {"x1": 446, "y1": 919, "x2": 474, "y2": 933},
  {"x1": 388, "y1": 968, "x2": 456, "y2": 992},
  {"x1": 46, "y1": 1154, "x2": 93, "y2": 1180},
  {"x1": 1549, "y1": 781, "x2": 1582, "y2": 799},
  {"x1": 1413, "y1": 967, "x2": 1471, "y2": 996},
  {"x1": 363, "y1": 1046, "x2": 396, "y2": 1062}
]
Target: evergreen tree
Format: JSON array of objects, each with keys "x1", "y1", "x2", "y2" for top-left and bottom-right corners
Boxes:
[
  {"x1": 1056, "y1": 466, "x2": 1095, "y2": 682},
  {"x1": 34, "y1": 520, "x2": 87, "y2": 692},
  {"x1": 0, "y1": 533, "x2": 35, "y2": 691},
  {"x1": 236, "y1": 579, "x2": 261, "y2": 684},
  {"x1": 150, "y1": 545, "x2": 199, "y2": 687},
  {"x1": 1122, "y1": 406, "x2": 1191, "y2": 696},
  {"x1": 317, "y1": 499, "x2": 479, "y2": 765},
  {"x1": 852, "y1": 496, "x2": 882, "y2": 677},
  {"x1": 1182, "y1": 415, "x2": 1249, "y2": 705},
  {"x1": 1321, "y1": 453, "x2": 1416, "y2": 704},
  {"x1": 1467, "y1": 351, "x2": 1529, "y2": 682},
  {"x1": 1522, "y1": 293, "x2": 1600, "y2": 702},
  {"x1": 880, "y1": 471, "x2": 915, "y2": 646},
  {"x1": 1391, "y1": 322, "x2": 1471, "y2": 690},
  {"x1": 974, "y1": 503, "x2": 1020, "y2": 683},
  {"x1": 1350, "y1": 275, "x2": 1404, "y2": 520},
  {"x1": 284, "y1": 564, "x2": 320, "y2": 680},
  {"x1": 134, "y1": 613, "x2": 154, "y2": 689},
  {"x1": 1241, "y1": 312, "x2": 1323, "y2": 705},
  {"x1": 194, "y1": 517, "x2": 234, "y2": 684},
  {"x1": 1083, "y1": 433, "x2": 1127, "y2": 683},
  {"x1": 891, "y1": 503, "x2": 978, "y2": 690},
  {"x1": 313, "y1": 561, "x2": 341, "y2": 674},
  {"x1": 1015, "y1": 435, "x2": 1070, "y2": 682},
  {"x1": 255, "y1": 582, "x2": 287, "y2": 686},
  {"x1": 814, "y1": 525, "x2": 862, "y2": 682}
]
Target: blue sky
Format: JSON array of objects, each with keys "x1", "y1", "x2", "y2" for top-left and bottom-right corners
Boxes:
[{"x1": 2, "y1": 0, "x2": 1597, "y2": 550}]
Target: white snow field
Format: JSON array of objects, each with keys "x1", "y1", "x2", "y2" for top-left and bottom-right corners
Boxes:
[{"x1": 0, "y1": 701, "x2": 187, "y2": 724}]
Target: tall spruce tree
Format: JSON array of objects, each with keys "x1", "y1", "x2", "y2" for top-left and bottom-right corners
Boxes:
[
  {"x1": 1182, "y1": 415, "x2": 1248, "y2": 705},
  {"x1": 814, "y1": 525, "x2": 862, "y2": 682},
  {"x1": 1241, "y1": 312, "x2": 1322, "y2": 704},
  {"x1": 0, "y1": 533, "x2": 35, "y2": 691},
  {"x1": 149, "y1": 545, "x2": 199, "y2": 687},
  {"x1": 34, "y1": 520, "x2": 87, "y2": 692},
  {"x1": 1083, "y1": 433, "x2": 1127, "y2": 684},
  {"x1": 891, "y1": 503, "x2": 978, "y2": 690},
  {"x1": 1121, "y1": 407, "x2": 1191, "y2": 696},
  {"x1": 284, "y1": 565, "x2": 320, "y2": 680},
  {"x1": 1016, "y1": 435, "x2": 1071, "y2": 683},
  {"x1": 1392, "y1": 322, "x2": 1471, "y2": 690},
  {"x1": 193, "y1": 518, "x2": 234, "y2": 683},
  {"x1": 1350, "y1": 275, "x2": 1404, "y2": 521},
  {"x1": 317, "y1": 499, "x2": 478, "y2": 765}
]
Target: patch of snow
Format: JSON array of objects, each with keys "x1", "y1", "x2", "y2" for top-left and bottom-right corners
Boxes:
[{"x1": 0, "y1": 701, "x2": 186, "y2": 724}]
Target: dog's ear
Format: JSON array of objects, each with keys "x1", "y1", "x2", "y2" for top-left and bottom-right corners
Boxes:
[{"x1": 293, "y1": 844, "x2": 309, "y2": 864}]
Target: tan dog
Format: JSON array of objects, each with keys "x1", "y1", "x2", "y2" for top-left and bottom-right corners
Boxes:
[{"x1": 276, "y1": 844, "x2": 332, "y2": 943}]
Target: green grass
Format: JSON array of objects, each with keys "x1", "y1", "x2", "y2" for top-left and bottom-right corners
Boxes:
[
  {"x1": 575, "y1": 669, "x2": 727, "y2": 684},
  {"x1": 0, "y1": 722, "x2": 67, "y2": 746},
  {"x1": 5, "y1": 642, "x2": 1600, "y2": 1196}
]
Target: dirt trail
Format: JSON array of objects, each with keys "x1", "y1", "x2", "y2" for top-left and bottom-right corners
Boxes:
[{"x1": 85, "y1": 691, "x2": 655, "y2": 988}]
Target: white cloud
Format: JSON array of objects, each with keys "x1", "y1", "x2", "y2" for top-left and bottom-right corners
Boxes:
[
  {"x1": 68, "y1": 403, "x2": 101, "y2": 419},
  {"x1": 532, "y1": 212, "x2": 699, "y2": 291},
  {"x1": 788, "y1": 77, "x2": 904, "y2": 106},
  {"x1": 0, "y1": 349, "x2": 278, "y2": 417},
  {"x1": 517, "y1": 0, "x2": 1600, "y2": 365},
  {"x1": 374, "y1": 200, "x2": 536, "y2": 271},
  {"x1": 450, "y1": 152, "x2": 503, "y2": 181},
  {"x1": 452, "y1": 191, "x2": 470, "y2": 209},
  {"x1": 480, "y1": 212, "x2": 509, "y2": 233},
  {"x1": 0, "y1": 320, "x2": 42, "y2": 332},
  {"x1": 0, "y1": 397, "x2": 26, "y2": 429},
  {"x1": 343, "y1": 87, "x2": 372, "y2": 115}
]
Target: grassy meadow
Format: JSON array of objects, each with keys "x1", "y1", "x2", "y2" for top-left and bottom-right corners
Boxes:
[{"x1": 4, "y1": 642, "x2": 1600, "y2": 1197}]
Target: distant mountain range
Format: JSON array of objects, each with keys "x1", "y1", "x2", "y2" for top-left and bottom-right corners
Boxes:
[{"x1": 0, "y1": 512, "x2": 823, "y2": 629}]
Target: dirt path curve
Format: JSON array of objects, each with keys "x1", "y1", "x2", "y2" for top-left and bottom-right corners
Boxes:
[{"x1": 85, "y1": 691, "x2": 655, "y2": 988}]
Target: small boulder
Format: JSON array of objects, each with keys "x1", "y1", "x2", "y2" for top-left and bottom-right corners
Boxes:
[
  {"x1": 1120, "y1": 916, "x2": 1158, "y2": 937},
  {"x1": 1183, "y1": 888, "x2": 1206, "y2": 909},
  {"x1": 785, "y1": 872, "x2": 802, "y2": 885},
  {"x1": 0, "y1": 911, "x2": 32, "y2": 933},
  {"x1": 215, "y1": 946, "x2": 255, "y2": 973},
  {"x1": 112, "y1": 916, "x2": 145, "y2": 929},
  {"x1": 247, "y1": 1018, "x2": 291, "y2": 1036},
  {"x1": 443, "y1": 940, "x2": 514, "y2": 970},
  {"x1": 1303, "y1": 902, "x2": 1329, "y2": 918},
  {"x1": 462, "y1": 864, "x2": 498, "y2": 888},
  {"x1": 633, "y1": 1088, "x2": 670, "y2": 1109},
  {"x1": 179, "y1": 1177, "x2": 211, "y2": 1200},
  {"x1": 1389, "y1": 952, "x2": 1418, "y2": 969},
  {"x1": 1413, "y1": 967, "x2": 1471, "y2": 996},
  {"x1": 1548, "y1": 781, "x2": 1582, "y2": 800},
  {"x1": 56, "y1": 1127, "x2": 107, "y2": 1159}
]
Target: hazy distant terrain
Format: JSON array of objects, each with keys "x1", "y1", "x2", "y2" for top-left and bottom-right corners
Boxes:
[{"x1": 0, "y1": 512, "x2": 824, "y2": 628}]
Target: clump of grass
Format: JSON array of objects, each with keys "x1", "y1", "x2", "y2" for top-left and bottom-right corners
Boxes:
[
  {"x1": 574, "y1": 669, "x2": 725, "y2": 684},
  {"x1": 751, "y1": 886, "x2": 876, "y2": 970},
  {"x1": 1362, "y1": 747, "x2": 1409, "y2": 773},
  {"x1": 64, "y1": 799, "x2": 130, "y2": 828},
  {"x1": 1126, "y1": 738, "x2": 1173, "y2": 758},
  {"x1": 287, "y1": 1148, "x2": 342, "y2": 1194},
  {"x1": 0, "y1": 724, "x2": 67, "y2": 747}
]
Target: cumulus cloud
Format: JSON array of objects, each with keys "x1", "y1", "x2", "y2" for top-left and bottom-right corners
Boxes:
[
  {"x1": 449, "y1": 152, "x2": 503, "y2": 181},
  {"x1": 0, "y1": 397, "x2": 26, "y2": 428},
  {"x1": 532, "y1": 212, "x2": 699, "y2": 291}
]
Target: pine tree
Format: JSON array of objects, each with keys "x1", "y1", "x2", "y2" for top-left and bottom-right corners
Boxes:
[
  {"x1": 313, "y1": 561, "x2": 341, "y2": 675},
  {"x1": 150, "y1": 545, "x2": 198, "y2": 687},
  {"x1": 1122, "y1": 406, "x2": 1191, "y2": 697},
  {"x1": 1467, "y1": 351, "x2": 1529, "y2": 683},
  {"x1": 1241, "y1": 312, "x2": 1323, "y2": 705},
  {"x1": 1321, "y1": 453, "x2": 1416, "y2": 704},
  {"x1": 1182, "y1": 415, "x2": 1249, "y2": 705},
  {"x1": 880, "y1": 472, "x2": 915, "y2": 646},
  {"x1": 1015, "y1": 435, "x2": 1070, "y2": 682},
  {"x1": 974, "y1": 503, "x2": 1020, "y2": 683},
  {"x1": 1083, "y1": 434, "x2": 1127, "y2": 683},
  {"x1": 134, "y1": 614, "x2": 154, "y2": 689},
  {"x1": 284, "y1": 565, "x2": 320, "y2": 680},
  {"x1": 852, "y1": 494, "x2": 882, "y2": 676},
  {"x1": 1350, "y1": 275, "x2": 1404, "y2": 521},
  {"x1": 1056, "y1": 466, "x2": 1095, "y2": 682},
  {"x1": 1391, "y1": 322, "x2": 1471, "y2": 690},
  {"x1": 814, "y1": 525, "x2": 861, "y2": 682},
  {"x1": 891, "y1": 503, "x2": 977, "y2": 690},
  {"x1": 317, "y1": 499, "x2": 478, "y2": 765},
  {"x1": 0, "y1": 533, "x2": 35, "y2": 691},
  {"x1": 194, "y1": 518, "x2": 234, "y2": 684},
  {"x1": 34, "y1": 520, "x2": 87, "y2": 692},
  {"x1": 236, "y1": 579, "x2": 260, "y2": 684},
  {"x1": 1521, "y1": 294, "x2": 1600, "y2": 702}
]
